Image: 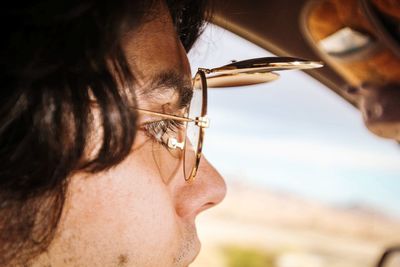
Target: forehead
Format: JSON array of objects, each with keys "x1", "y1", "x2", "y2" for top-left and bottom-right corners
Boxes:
[{"x1": 122, "y1": 3, "x2": 192, "y2": 87}]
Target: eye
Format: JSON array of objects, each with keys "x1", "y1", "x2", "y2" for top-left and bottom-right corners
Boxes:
[{"x1": 142, "y1": 119, "x2": 185, "y2": 148}]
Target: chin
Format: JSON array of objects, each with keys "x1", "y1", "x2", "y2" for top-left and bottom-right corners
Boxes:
[
  {"x1": 189, "y1": 237, "x2": 202, "y2": 264},
  {"x1": 183, "y1": 235, "x2": 201, "y2": 267},
  {"x1": 174, "y1": 232, "x2": 201, "y2": 267}
]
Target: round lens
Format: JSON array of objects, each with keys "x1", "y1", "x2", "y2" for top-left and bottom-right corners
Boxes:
[{"x1": 183, "y1": 72, "x2": 205, "y2": 181}]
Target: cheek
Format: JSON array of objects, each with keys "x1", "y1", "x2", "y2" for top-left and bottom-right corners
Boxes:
[{"x1": 55, "y1": 143, "x2": 182, "y2": 265}]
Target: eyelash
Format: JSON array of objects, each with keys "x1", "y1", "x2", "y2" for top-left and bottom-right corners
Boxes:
[{"x1": 142, "y1": 119, "x2": 185, "y2": 147}]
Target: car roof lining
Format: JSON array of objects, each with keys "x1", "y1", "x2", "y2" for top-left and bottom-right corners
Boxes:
[{"x1": 210, "y1": 0, "x2": 357, "y2": 107}]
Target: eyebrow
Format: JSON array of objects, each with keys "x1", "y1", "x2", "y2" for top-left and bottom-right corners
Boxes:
[{"x1": 143, "y1": 70, "x2": 193, "y2": 109}]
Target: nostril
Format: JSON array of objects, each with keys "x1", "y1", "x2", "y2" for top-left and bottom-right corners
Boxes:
[{"x1": 199, "y1": 202, "x2": 216, "y2": 212}]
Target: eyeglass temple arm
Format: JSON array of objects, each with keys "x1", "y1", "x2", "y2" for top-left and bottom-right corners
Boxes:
[
  {"x1": 136, "y1": 109, "x2": 192, "y2": 122},
  {"x1": 136, "y1": 109, "x2": 210, "y2": 128}
]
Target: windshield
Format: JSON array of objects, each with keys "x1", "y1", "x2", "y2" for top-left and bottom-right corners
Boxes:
[{"x1": 189, "y1": 24, "x2": 400, "y2": 267}]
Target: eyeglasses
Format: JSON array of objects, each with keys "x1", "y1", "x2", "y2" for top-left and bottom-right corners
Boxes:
[{"x1": 136, "y1": 57, "x2": 323, "y2": 182}]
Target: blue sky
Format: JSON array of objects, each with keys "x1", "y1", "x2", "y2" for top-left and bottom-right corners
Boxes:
[{"x1": 188, "y1": 25, "x2": 400, "y2": 218}]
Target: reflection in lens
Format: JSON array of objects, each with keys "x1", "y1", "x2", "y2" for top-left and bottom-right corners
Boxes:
[
  {"x1": 184, "y1": 122, "x2": 200, "y2": 180},
  {"x1": 184, "y1": 73, "x2": 203, "y2": 180},
  {"x1": 151, "y1": 140, "x2": 182, "y2": 183}
]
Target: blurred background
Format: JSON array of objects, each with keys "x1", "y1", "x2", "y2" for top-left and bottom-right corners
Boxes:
[{"x1": 188, "y1": 24, "x2": 400, "y2": 267}]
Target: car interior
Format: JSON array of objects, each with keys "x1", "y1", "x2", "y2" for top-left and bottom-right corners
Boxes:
[
  {"x1": 194, "y1": 0, "x2": 400, "y2": 266},
  {"x1": 211, "y1": 0, "x2": 400, "y2": 143}
]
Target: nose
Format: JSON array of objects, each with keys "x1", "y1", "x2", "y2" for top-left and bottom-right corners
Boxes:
[
  {"x1": 196, "y1": 157, "x2": 227, "y2": 209},
  {"x1": 174, "y1": 157, "x2": 227, "y2": 218}
]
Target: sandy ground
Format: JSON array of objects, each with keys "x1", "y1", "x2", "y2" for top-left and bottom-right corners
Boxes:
[{"x1": 190, "y1": 180, "x2": 400, "y2": 267}]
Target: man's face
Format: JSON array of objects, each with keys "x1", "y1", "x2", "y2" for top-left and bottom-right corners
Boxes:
[{"x1": 33, "y1": 3, "x2": 226, "y2": 267}]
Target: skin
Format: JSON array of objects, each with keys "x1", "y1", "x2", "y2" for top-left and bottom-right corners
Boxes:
[{"x1": 31, "y1": 2, "x2": 226, "y2": 267}]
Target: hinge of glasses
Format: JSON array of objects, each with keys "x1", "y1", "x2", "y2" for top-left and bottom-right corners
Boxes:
[
  {"x1": 198, "y1": 67, "x2": 212, "y2": 74},
  {"x1": 196, "y1": 116, "x2": 210, "y2": 128},
  {"x1": 168, "y1": 137, "x2": 184, "y2": 150}
]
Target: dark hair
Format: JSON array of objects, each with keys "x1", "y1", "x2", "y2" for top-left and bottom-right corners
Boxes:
[{"x1": 0, "y1": 0, "x2": 209, "y2": 265}]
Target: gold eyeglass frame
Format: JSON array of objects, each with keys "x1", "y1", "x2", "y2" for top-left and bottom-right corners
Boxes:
[{"x1": 136, "y1": 57, "x2": 323, "y2": 182}]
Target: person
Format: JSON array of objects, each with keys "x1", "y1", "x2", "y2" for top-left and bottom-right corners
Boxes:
[{"x1": 0, "y1": 0, "x2": 226, "y2": 266}]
